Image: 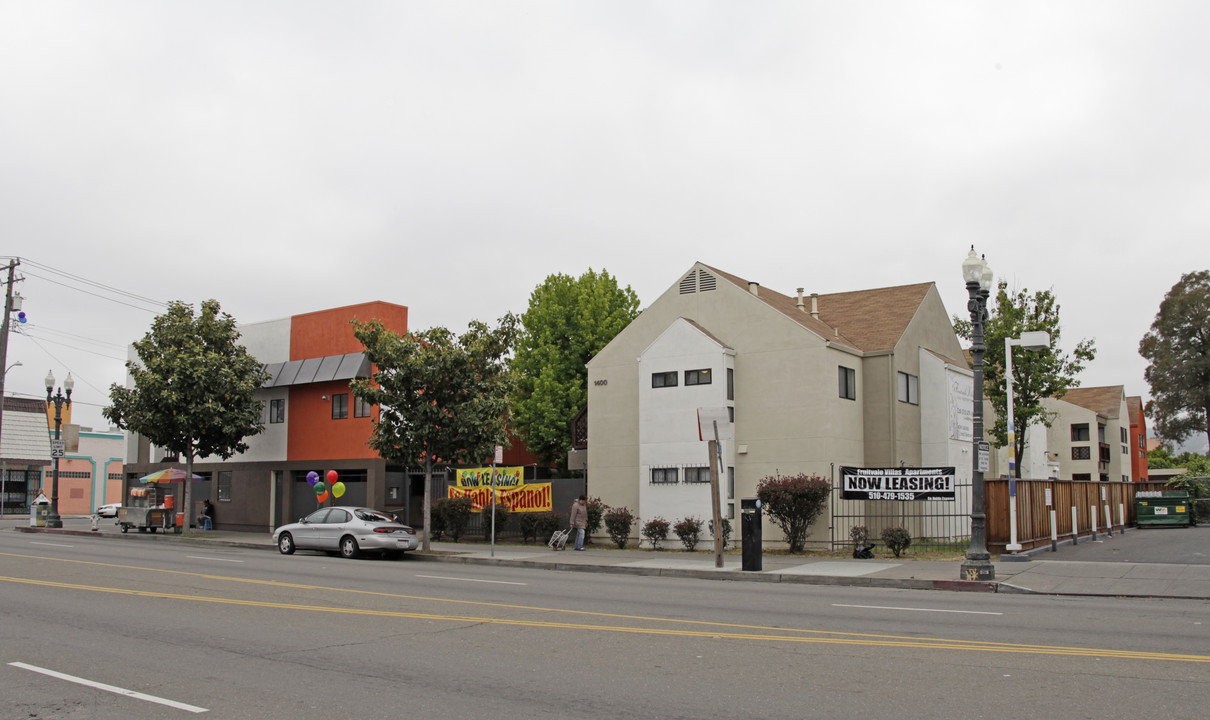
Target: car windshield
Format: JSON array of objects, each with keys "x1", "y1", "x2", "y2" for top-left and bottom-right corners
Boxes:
[{"x1": 355, "y1": 510, "x2": 394, "y2": 523}]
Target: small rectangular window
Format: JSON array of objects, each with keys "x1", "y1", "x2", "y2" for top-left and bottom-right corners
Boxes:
[
  {"x1": 354, "y1": 395, "x2": 372, "y2": 418},
  {"x1": 332, "y1": 393, "x2": 349, "y2": 420},
  {"x1": 838, "y1": 366, "x2": 856, "y2": 400},
  {"x1": 1072, "y1": 446, "x2": 1091, "y2": 460},
  {"x1": 218, "y1": 471, "x2": 232, "y2": 501},
  {"x1": 651, "y1": 371, "x2": 678, "y2": 388},
  {"x1": 650, "y1": 467, "x2": 678, "y2": 484},
  {"x1": 684, "y1": 467, "x2": 711, "y2": 484},
  {"x1": 685, "y1": 369, "x2": 711, "y2": 386},
  {"x1": 727, "y1": 468, "x2": 734, "y2": 500},
  {"x1": 1071, "y1": 424, "x2": 1089, "y2": 442},
  {"x1": 897, "y1": 372, "x2": 918, "y2": 405},
  {"x1": 727, "y1": 368, "x2": 734, "y2": 401},
  {"x1": 269, "y1": 398, "x2": 285, "y2": 424},
  {"x1": 728, "y1": 406, "x2": 734, "y2": 423},
  {"x1": 1072, "y1": 473, "x2": 1091, "y2": 481}
]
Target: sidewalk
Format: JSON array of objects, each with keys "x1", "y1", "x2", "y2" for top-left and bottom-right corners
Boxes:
[{"x1": 7, "y1": 515, "x2": 1210, "y2": 600}]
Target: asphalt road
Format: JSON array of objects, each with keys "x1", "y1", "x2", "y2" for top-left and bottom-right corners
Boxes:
[{"x1": 1, "y1": 529, "x2": 1208, "y2": 719}]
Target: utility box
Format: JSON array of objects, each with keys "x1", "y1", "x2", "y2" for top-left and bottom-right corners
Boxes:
[
  {"x1": 1136, "y1": 490, "x2": 1192, "y2": 527},
  {"x1": 741, "y1": 498, "x2": 762, "y2": 571}
]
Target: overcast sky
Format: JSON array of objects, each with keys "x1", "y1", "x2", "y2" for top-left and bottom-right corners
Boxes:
[{"x1": 1, "y1": 2, "x2": 1206, "y2": 450}]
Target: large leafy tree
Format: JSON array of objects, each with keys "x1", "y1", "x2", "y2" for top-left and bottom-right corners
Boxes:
[
  {"x1": 956, "y1": 283, "x2": 1096, "y2": 473},
  {"x1": 511, "y1": 269, "x2": 639, "y2": 466},
  {"x1": 351, "y1": 315, "x2": 518, "y2": 551},
  {"x1": 104, "y1": 300, "x2": 268, "y2": 526},
  {"x1": 1140, "y1": 270, "x2": 1210, "y2": 454}
]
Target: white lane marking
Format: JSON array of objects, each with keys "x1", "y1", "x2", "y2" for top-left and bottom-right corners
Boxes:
[
  {"x1": 416, "y1": 574, "x2": 528, "y2": 586},
  {"x1": 186, "y1": 556, "x2": 245, "y2": 563},
  {"x1": 833, "y1": 604, "x2": 1003, "y2": 616},
  {"x1": 9, "y1": 662, "x2": 209, "y2": 714},
  {"x1": 29, "y1": 542, "x2": 73, "y2": 548}
]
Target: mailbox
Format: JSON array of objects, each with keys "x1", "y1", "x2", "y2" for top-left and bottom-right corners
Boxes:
[{"x1": 741, "y1": 497, "x2": 763, "y2": 571}]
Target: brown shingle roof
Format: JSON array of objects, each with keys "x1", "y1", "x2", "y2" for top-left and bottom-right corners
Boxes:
[
  {"x1": 1059, "y1": 386, "x2": 1125, "y2": 418},
  {"x1": 1126, "y1": 396, "x2": 1144, "y2": 425},
  {"x1": 703, "y1": 264, "x2": 933, "y2": 352}
]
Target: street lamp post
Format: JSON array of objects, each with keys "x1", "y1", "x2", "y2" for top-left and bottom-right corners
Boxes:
[
  {"x1": 960, "y1": 247, "x2": 996, "y2": 582},
  {"x1": 44, "y1": 370, "x2": 73, "y2": 529},
  {"x1": 1004, "y1": 330, "x2": 1051, "y2": 553}
]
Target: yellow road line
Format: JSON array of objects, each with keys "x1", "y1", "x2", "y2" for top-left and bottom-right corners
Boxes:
[{"x1": 1, "y1": 569, "x2": 1207, "y2": 663}]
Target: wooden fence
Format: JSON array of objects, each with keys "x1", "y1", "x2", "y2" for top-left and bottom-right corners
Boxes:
[{"x1": 984, "y1": 479, "x2": 1170, "y2": 552}]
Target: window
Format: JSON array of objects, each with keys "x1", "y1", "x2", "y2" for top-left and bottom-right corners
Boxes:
[
  {"x1": 684, "y1": 467, "x2": 711, "y2": 484},
  {"x1": 332, "y1": 393, "x2": 349, "y2": 419},
  {"x1": 269, "y1": 398, "x2": 285, "y2": 424},
  {"x1": 685, "y1": 369, "x2": 712, "y2": 386},
  {"x1": 838, "y1": 366, "x2": 856, "y2": 400},
  {"x1": 727, "y1": 368, "x2": 734, "y2": 401},
  {"x1": 218, "y1": 471, "x2": 232, "y2": 501},
  {"x1": 728, "y1": 406, "x2": 734, "y2": 423},
  {"x1": 727, "y1": 468, "x2": 734, "y2": 500},
  {"x1": 354, "y1": 395, "x2": 372, "y2": 418},
  {"x1": 650, "y1": 467, "x2": 678, "y2": 484},
  {"x1": 897, "y1": 372, "x2": 918, "y2": 405},
  {"x1": 1072, "y1": 446, "x2": 1091, "y2": 460},
  {"x1": 1071, "y1": 424, "x2": 1089, "y2": 442},
  {"x1": 1120, "y1": 427, "x2": 1127, "y2": 443},
  {"x1": 1072, "y1": 473, "x2": 1091, "y2": 481},
  {"x1": 1138, "y1": 433, "x2": 1144, "y2": 446},
  {"x1": 652, "y1": 371, "x2": 678, "y2": 388},
  {"x1": 1097, "y1": 424, "x2": 1106, "y2": 443}
]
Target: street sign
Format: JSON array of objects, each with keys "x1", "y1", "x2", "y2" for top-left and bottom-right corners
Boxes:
[
  {"x1": 976, "y1": 441, "x2": 990, "y2": 473},
  {"x1": 51, "y1": 439, "x2": 66, "y2": 458}
]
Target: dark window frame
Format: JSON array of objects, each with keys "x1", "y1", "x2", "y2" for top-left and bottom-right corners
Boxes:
[
  {"x1": 218, "y1": 470, "x2": 232, "y2": 502},
  {"x1": 684, "y1": 467, "x2": 711, "y2": 484},
  {"x1": 685, "y1": 369, "x2": 712, "y2": 386},
  {"x1": 354, "y1": 394, "x2": 372, "y2": 418},
  {"x1": 897, "y1": 371, "x2": 919, "y2": 405},
  {"x1": 838, "y1": 366, "x2": 856, "y2": 400},
  {"x1": 1071, "y1": 423, "x2": 1090, "y2": 442},
  {"x1": 650, "y1": 467, "x2": 679, "y2": 484},
  {"x1": 269, "y1": 398, "x2": 285, "y2": 424},
  {"x1": 651, "y1": 371, "x2": 678, "y2": 388},
  {"x1": 332, "y1": 393, "x2": 349, "y2": 420}
]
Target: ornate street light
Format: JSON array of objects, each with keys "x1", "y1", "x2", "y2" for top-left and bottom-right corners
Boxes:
[
  {"x1": 43, "y1": 370, "x2": 73, "y2": 529},
  {"x1": 960, "y1": 248, "x2": 996, "y2": 581}
]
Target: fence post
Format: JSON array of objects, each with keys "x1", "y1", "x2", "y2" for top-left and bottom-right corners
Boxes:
[
  {"x1": 1090, "y1": 504, "x2": 1098, "y2": 540},
  {"x1": 1071, "y1": 506, "x2": 1079, "y2": 545}
]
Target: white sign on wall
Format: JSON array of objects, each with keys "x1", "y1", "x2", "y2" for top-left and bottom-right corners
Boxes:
[{"x1": 948, "y1": 371, "x2": 973, "y2": 442}]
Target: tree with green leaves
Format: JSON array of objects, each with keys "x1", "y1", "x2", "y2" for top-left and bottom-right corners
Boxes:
[
  {"x1": 1139, "y1": 270, "x2": 1210, "y2": 455},
  {"x1": 955, "y1": 283, "x2": 1096, "y2": 473},
  {"x1": 511, "y1": 269, "x2": 639, "y2": 467},
  {"x1": 351, "y1": 315, "x2": 517, "y2": 551},
  {"x1": 104, "y1": 300, "x2": 268, "y2": 527}
]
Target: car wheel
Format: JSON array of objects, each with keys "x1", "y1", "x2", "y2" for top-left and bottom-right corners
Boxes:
[
  {"x1": 121, "y1": 525, "x2": 129, "y2": 534},
  {"x1": 278, "y1": 532, "x2": 295, "y2": 555},
  {"x1": 340, "y1": 535, "x2": 360, "y2": 559}
]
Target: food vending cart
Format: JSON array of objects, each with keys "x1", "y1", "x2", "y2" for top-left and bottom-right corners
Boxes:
[{"x1": 117, "y1": 484, "x2": 174, "y2": 533}]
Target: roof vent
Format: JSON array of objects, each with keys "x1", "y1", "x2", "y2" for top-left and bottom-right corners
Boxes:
[
  {"x1": 810, "y1": 293, "x2": 819, "y2": 319},
  {"x1": 748, "y1": 282, "x2": 759, "y2": 296},
  {"x1": 796, "y1": 288, "x2": 805, "y2": 312},
  {"x1": 679, "y1": 273, "x2": 696, "y2": 295},
  {"x1": 698, "y1": 270, "x2": 716, "y2": 292}
]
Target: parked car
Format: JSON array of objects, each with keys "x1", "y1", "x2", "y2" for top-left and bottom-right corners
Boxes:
[
  {"x1": 272, "y1": 506, "x2": 419, "y2": 559},
  {"x1": 96, "y1": 503, "x2": 121, "y2": 518}
]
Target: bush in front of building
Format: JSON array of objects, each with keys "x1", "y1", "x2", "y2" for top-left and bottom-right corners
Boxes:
[
  {"x1": 880, "y1": 526, "x2": 912, "y2": 558},
  {"x1": 481, "y1": 501, "x2": 511, "y2": 541},
  {"x1": 708, "y1": 517, "x2": 732, "y2": 549},
  {"x1": 519, "y1": 510, "x2": 562, "y2": 543},
  {"x1": 585, "y1": 496, "x2": 606, "y2": 544},
  {"x1": 756, "y1": 471, "x2": 831, "y2": 553},
  {"x1": 673, "y1": 516, "x2": 703, "y2": 551},
  {"x1": 435, "y1": 496, "x2": 473, "y2": 542},
  {"x1": 641, "y1": 516, "x2": 671, "y2": 549},
  {"x1": 603, "y1": 506, "x2": 635, "y2": 549}
]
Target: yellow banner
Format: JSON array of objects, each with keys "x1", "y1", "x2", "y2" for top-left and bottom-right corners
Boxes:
[
  {"x1": 455, "y1": 466, "x2": 524, "y2": 488},
  {"x1": 447, "y1": 483, "x2": 552, "y2": 512}
]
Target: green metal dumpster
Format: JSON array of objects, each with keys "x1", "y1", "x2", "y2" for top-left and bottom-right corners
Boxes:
[{"x1": 1136, "y1": 490, "x2": 1192, "y2": 527}]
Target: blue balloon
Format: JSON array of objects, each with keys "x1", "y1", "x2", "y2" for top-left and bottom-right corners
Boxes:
[{"x1": 306, "y1": 471, "x2": 319, "y2": 486}]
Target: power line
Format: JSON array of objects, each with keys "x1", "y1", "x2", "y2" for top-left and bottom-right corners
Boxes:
[
  {"x1": 14, "y1": 257, "x2": 167, "y2": 309},
  {"x1": 21, "y1": 269, "x2": 165, "y2": 314}
]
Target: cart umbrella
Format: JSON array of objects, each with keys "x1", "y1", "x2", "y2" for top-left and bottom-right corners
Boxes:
[{"x1": 139, "y1": 468, "x2": 204, "y2": 483}]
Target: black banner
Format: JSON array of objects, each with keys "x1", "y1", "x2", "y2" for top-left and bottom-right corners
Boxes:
[{"x1": 840, "y1": 466, "x2": 956, "y2": 501}]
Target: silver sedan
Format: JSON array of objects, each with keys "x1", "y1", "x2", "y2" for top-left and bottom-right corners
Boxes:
[{"x1": 273, "y1": 506, "x2": 419, "y2": 559}]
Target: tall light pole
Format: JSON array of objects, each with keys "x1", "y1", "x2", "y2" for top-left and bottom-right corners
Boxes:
[
  {"x1": 960, "y1": 247, "x2": 995, "y2": 581},
  {"x1": 44, "y1": 370, "x2": 73, "y2": 529},
  {"x1": 1004, "y1": 330, "x2": 1050, "y2": 553}
]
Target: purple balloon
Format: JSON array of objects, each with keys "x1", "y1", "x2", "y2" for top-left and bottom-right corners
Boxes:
[{"x1": 306, "y1": 471, "x2": 319, "y2": 486}]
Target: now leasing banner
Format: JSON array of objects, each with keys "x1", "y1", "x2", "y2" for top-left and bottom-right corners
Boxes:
[
  {"x1": 448, "y1": 467, "x2": 552, "y2": 512},
  {"x1": 840, "y1": 466, "x2": 956, "y2": 501}
]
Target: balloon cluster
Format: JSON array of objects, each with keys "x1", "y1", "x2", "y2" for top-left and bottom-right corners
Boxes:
[
  {"x1": 306, "y1": 470, "x2": 345, "y2": 504},
  {"x1": 17, "y1": 311, "x2": 26, "y2": 324}
]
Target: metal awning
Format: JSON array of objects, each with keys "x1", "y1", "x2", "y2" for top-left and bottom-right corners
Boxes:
[{"x1": 261, "y1": 352, "x2": 371, "y2": 388}]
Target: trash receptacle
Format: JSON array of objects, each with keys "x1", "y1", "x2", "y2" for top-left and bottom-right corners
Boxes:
[
  {"x1": 34, "y1": 504, "x2": 49, "y2": 527},
  {"x1": 741, "y1": 498, "x2": 763, "y2": 571},
  {"x1": 1136, "y1": 490, "x2": 1192, "y2": 527}
]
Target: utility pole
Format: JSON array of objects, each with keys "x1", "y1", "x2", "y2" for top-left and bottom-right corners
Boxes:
[{"x1": 0, "y1": 259, "x2": 21, "y2": 470}]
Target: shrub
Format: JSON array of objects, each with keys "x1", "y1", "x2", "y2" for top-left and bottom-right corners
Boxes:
[
  {"x1": 880, "y1": 526, "x2": 912, "y2": 558},
  {"x1": 434, "y1": 496, "x2": 472, "y2": 542},
  {"x1": 603, "y1": 506, "x2": 635, "y2": 549},
  {"x1": 429, "y1": 505, "x2": 447, "y2": 541},
  {"x1": 532, "y1": 511, "x2": 564, "y2": 543},
  {"x1": 708, "y1": 517, "x2": 732, "y2": 548},
  {"x1": 518, "y1": 511, "x2": 542, "y2": 544},
  {"x1": 673, "y1": 516, "x2": 703, "y2": 551},
  {"x1": 756, "y1": 471, "x2": 832, "y2": 553},
  {"x1": 585, "y1": 496, "x2": 606, "y2": 544},
  {"x1": 641, "y1": 516, "x2": 671, "y2": 549},
  {"x1": 481, "y1": 501, "x2": 511, "y2": 541}
]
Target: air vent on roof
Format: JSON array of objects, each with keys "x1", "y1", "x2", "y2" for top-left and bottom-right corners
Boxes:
[
  {"x1": 679, "y1": 273, "x2": 696, "y2": 294},
  {"x1": 697, "y1": 270, "x2": 716, "y2": 292}
]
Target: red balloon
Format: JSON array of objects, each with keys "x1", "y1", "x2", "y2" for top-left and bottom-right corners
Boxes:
[{"x1": 326, "y1": 470, "x2": 338, "y2": 483}]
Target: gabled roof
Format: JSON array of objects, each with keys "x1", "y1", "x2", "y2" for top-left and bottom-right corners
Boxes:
[
  {"x1": 0, "y1": 397, "x2": 52, "y2": 466},
  {"x1": 1126, "y1": 396, "x2": 1144, "y2": 425},
  {"x1": 702, "y1": 263, "x2": 935, "y2": 353},
  {"x1": 1058, "y1": 386, "x2": 1126, "y2": 419}
]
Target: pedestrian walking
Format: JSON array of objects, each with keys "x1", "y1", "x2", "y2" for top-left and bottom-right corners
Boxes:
[{"x1": 569, "y1": 495, "x2": 588, "y2": 551}]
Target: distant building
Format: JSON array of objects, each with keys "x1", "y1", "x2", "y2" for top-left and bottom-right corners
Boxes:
[
  {"x1": 1044, "y1": 386, "x2": 1132, "y2": 482},
  {"x1": 0, "y1": 397, "x2": 51, "y2": 515},
  {"x1": 1126, "y1": 396, "x2": 1149, "y2": 482}
]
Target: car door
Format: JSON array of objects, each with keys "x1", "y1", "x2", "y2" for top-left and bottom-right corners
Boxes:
[
  {"x1": 315, "y1": 508, "x2": 352, "y2": 549},
  {"x1": 293, "y1": 508, "x2": 330, "y2": 549}
]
